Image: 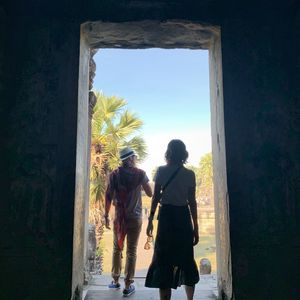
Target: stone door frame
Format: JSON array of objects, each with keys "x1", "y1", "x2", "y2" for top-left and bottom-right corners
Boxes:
[{"x1": 73, "y1": 20, "x2": 232, "y2": 299}]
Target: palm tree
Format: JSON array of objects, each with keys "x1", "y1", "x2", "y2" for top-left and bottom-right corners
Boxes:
[{"x1": 89, "y1": 92, "x2": 147, "y2": 266}]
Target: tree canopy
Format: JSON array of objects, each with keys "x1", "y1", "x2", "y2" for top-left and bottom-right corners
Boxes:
[{"x1": 188, "y1": 153, "x2": 213, "y2": 206}]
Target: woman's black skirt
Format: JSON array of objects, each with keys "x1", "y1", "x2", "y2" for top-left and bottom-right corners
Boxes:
[{"x1": 145, "y1": 204, "x2": 199, "y2": 289}]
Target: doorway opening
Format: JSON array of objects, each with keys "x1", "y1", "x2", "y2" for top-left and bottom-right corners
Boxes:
[
  {"x1": 73, "y1": 20, "x2": 231, "y2": 300},
  {"x1": 92, "y1": 48, "x2": 215, "y2": 274}
]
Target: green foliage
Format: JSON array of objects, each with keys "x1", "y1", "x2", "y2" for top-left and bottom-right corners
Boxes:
[
  {"x1": 90, "y1": 164, "x2": 106, "y2": 203},
  {"x1": 198, "y1": 153, "x2": 213, "y2": 185},
  {"x1": 201, "y1": 153, "x2": 212, "y2": 170},
  {"x1": 187, "y1": 153, "x2": 213, "y2": 205}
]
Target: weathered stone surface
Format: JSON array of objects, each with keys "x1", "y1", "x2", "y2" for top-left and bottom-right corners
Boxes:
[
  {"x1": 89, "y1": 49, "x2": 98, "y2": 90},
  {"x1": 88, "y1": 224, "x2": 96, "y2": 260},
  {"x1": 89, "y1": 91, "x2": 97, "y2": 118},
  {"x1": 84, "y1": 50, "x2": 98, "y2": 284},
  {"x1": 84, "y1": 223, "x2": 101, "y2": 283},
  {"x1": 83, "y1": 20, "x2": 218, "y2": 50}
]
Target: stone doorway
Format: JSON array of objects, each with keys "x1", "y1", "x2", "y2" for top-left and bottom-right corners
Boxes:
[{"x1": 73, "y1": 20, "x2": 231, "y2": 300}]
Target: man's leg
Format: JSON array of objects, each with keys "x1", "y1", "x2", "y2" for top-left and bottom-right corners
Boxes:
[
  {"x1": 124, "y1": 218, "x2": 142, "y2": 288},
  {"x1": 111, "y1": 225, "x2": 122, "y2": 285}
]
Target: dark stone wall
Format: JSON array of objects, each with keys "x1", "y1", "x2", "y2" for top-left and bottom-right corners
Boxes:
[
  {"x1": 0, "y1": 6, "x2": 8, "y2": 192},
  {"x1": 0, "y1": 16, "x2": 80, "y2": 299},
  {"x1": 222, "y1": 8, "x2": 300, "y2": 299},
  {"x1": 1, "y1": 1, "x2": 300, "y2": 299}
]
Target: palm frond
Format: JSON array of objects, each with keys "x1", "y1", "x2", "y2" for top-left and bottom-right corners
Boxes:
[
  {"x1": 124, "y1": 136, "x2": 148, "y2": 162},
  {"x1": 106, "y1": 154, "x2": 120, "y2": 171},
  {"x1": 97, "y1": 92, "x2": 127, "y2": 123},
  {"x1": 89, "y1": 154, "x2": 108, "y2": 202},
  {"x1": 116, "y1": 110, "x2": 143, "y2": 139},
  {"x1": 90, "y1": 176, "x2": 106, "y2": 204}
]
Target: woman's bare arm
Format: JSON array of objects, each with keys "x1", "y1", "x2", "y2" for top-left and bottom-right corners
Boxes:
[
  {"x1": 146, "y1": 183, "x2": 162, "y2": 236},
  {"x1": 149, "y1": 183, "x2": 161, "y2": 217}
]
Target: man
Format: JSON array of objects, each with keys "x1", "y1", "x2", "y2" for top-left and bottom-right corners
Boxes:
[{"x1": 104, "y1": 147, "x2": 152, "y2": 297}]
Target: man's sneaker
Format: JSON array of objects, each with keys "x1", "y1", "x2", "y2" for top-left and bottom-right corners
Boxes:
[
  {"x1": 123, "y1": 284, "x2": 135, "y2": 297},
  {"x1": 108, "y1": 281, "x2": 121, "y2": 289}
]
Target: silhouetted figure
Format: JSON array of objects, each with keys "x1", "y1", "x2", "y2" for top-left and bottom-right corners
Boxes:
[
  {"x1": 104, "y1": 147, "x2": 152, "y2": 297},
  {"x1": 145, "y1": 140, "x2": 199, "y2": 300}
]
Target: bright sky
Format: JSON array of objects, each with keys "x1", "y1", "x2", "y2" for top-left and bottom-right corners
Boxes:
[{"x1": 93, "y1": 49, "x2": 211, "y2": 179}]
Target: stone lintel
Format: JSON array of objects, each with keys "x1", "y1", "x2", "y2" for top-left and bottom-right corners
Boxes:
[{"x1": 82, "y1": 20, "x2": 219, "y2": 49}]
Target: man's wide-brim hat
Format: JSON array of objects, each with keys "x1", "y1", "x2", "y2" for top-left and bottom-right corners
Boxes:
[{"x1": 119, "y1": 147, "x2": 136, "y2": 161}]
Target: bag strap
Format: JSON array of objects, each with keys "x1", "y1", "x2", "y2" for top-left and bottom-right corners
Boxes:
[{"x1": 161, "y1": 166, "x2": 182, "y2": 192}]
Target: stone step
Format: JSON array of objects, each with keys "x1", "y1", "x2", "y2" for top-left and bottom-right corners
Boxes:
[
  {"x1": 83, "y1": 275, "x2": 218, "y2": 300},
  {"x1": 85, "y1": 289, "x2": 216, "y2": 300}
]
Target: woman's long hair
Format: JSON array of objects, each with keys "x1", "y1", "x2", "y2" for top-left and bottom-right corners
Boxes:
[{"x1": 165, "y1": 139, "x2": 188, "y2": 164}]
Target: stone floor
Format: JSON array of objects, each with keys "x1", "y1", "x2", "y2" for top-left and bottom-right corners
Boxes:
[{"x1": 83, "y1": 274, "x2": 218, "y2": 300}]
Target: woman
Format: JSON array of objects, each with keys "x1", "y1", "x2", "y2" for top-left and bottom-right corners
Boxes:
[{"x1": 145, "y1": 139, "x2": 199, "y2": 300}]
